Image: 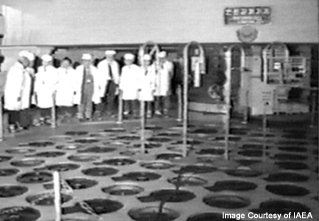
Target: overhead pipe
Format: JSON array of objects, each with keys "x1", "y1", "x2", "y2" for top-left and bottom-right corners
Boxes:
[
  {"x1": 262, "y1": 42, "x2": 289, "y2": 83},
  {"x1": 182, "y1": 41, "x2": 205, "y2": 157},
  {"x1": 224, "y1": 44, "x2": 245, "y2": 160}
]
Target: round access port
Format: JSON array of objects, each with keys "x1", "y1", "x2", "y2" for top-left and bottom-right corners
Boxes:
[
  {"x1": 94, "y1": 158, "x2": 136, "y2": 166},
  {"x1": 0, "y1": 206, "x2": 41, "y2": 221},
  {"x1": 137, "y1": 189, "x2": 196, "y2": 203},
  {"x1": 6, "y1": 147, "x2": 36, "y2": 154},
  {"x1": 0, "y1": 185, "x2": 28, "y2": 197},
  {"x1": 44, "y1": 178, "x2": 98, "y2": 190},
  {"x1": 275, "y1": 161, "x2": 308, "y2": 170},
  {"x1": 128, "y1": 206, "x2": 179, "y2": 221},
  {"x1": 82, "y1": 167, "x2": 118, "y2": 176},
  {"x1": 147, "y1": 137, "x2": 172, "y2": 142},
  {"x1": 21, "y1": 141, "x2": 55, "y2": 147},
  {"x1": 251, "y1": 199, "x2": 311, "y2": 214},
  {"x1": 35, "y1": 163, "x2": 80, "y2": 172},
  {"x1": 0, "y1": 155, "x2": 13, "y2": 163},
  {"x1": 11, "y1": 158, "x2": 45, "y2": 167},
  {"x1": 140, "y1": 160, "x2": 174, "y2": 170},
  {"x1": 0, "y1": 168, "x2": 20, "y2": 176},
  {"x1": 196, "y1": 148, "x2": 225, "y2": 155},
  {"x1": 265, "y1": 184, "x2": 310, "y2": 196},
  {"x1": 205, "y1": 180, "x2": 257, "y2": 192},
  {"x1": 192, "y1": 128, "x2": 218, "y2": 134},
  {"x1": 62, "y1": 198, "x2": 123, "y2": 215},
  {"x1": 65, "y1": 131, "x2": 88, "y2": 136},
  {"x1": 73, "y1": 138, "x2": 100, "y2": 143},
  {"x1": 264, "y1": 172, "x2": 309, "y2": 182},
  {"x1": 112, "y1": 172, "x2": 161, "y2": 182},
  {"x1": 168, "y1": 174, "x2": 208, "y2": 186},
  {"x1": 104, "y1": 127, "x2": 126, "y2": 132},
  {"x1": 56, "y1": 144, "x2": 82, "y2": 150},
  {"x1": 68, "y1": 154, "x2": 100, "y2": 162},
  {"x1": 187, "y1": 212, "x2": 237, "y2": 221},
  {"x1": 156, "y1": 153, "x2": 183, "y2": 161},
  {"x1": 17, "y1": 172, "x2": 53, "y2": 184},
  {"x1": 102, "y1": 183, "x2": 144, "y2": 196},
  {"x1": 28, "y1": 151, "x2": 66, "y2": 158},
  {"x1": 203, "y1": 194, "x2": 250, "y2": 209},
  {"x1": 173, "y1": 164, "x2": 216, "y2": 174},
  {"x1": 224, "y1": 168, "x2": 262, "y2": 177},
  {"x1": 77, "y1": 146, "x2": 115, "y2": 153},
  {"x1": 26, "y1": 192, "x2": 72, "y2": 206}
]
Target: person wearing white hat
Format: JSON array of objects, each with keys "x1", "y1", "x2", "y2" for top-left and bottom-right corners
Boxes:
[
  {"x1": 73, "y1": 53, "x2": 102, "y2": 120},
  {"x1": 33, "y1": 54, "x2": 59, "y2": 125},
  {"x1": 55, "y1": 57, "x2": 77, "y2": 121},
  {"x1": 97, "y1": 50, "x2": 120, "y2": 117},
  {"x1": 4, "y1": 51, "x2": 34, "y2": 132},
  {"x1": 154, "y1": 51, "x2": 174, "y2": 116},
  {"x1": 138, "y1": 54, "x2": 156, "y2": 118},
  {"x1": 119, "y1": 53, "x2": 141, "y2": 116}
]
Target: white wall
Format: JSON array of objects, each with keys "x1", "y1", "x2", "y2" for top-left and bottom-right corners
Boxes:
[{"x1": 1, "y1": 0, "x2": 318, "y2": 45}]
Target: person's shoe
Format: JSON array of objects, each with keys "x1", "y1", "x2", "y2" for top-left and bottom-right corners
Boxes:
[
  {"x1": 147, "y1": 111, "x2": 152, "y2": 118},
  {"x1": 8, "y1": 124, "x2": 16, "y2": 133},
  {"x1": 123, "y1": 111, "x2": 130, "y2": 116},
  {"x1": 155, "y1": 110, "x2": 162, "y2": 116}
]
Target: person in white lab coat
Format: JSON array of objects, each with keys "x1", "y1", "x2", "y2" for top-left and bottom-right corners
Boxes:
[
  {"x1": 138, "y1": 54, "x2": 156, "y2": 118},
  {"x1": 4, "y1": 51, "x2": 34, "y2": 132},
  {"x1": 55, "y1": 57, "x2": 76, "y2": 120},
  {"x1": 97, "y1": 50, "x2": 120, "y2": 117},
  {"x1": 119, "y1": 53, "x2": 141, "y2": 117},
  {"x1": 154, "y1": 51, "x2": 174, "y2": 116},
  {"x1": 34, "y1": 54, "x2": 59, "y2": 124},
  {"x1": 73, "y1": 53, "x2": 102, "y2": 120}
]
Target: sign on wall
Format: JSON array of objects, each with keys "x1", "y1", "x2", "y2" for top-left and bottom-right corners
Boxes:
[{"x1": 224, "y1": 7, "x2": 271, "y2": 25}]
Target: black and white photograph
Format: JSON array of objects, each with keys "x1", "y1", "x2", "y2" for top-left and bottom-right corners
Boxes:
[{"x1": 0, "y1": 0, "x2": 318, "y2": 220}]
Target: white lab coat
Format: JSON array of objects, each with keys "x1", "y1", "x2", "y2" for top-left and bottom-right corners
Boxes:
[
  {"x1": 34, "y1": 65, "x2": 59, "y2": 109},
  {"x1": 55, "y1": 67, "x2": 77, "y2": 107},
  {"x1": 154, "y1": 61, "x2": 174, "y2": 96},
  {"x1": 97, "y1": 59, "x2": 120, "y2": 96},
  {"x1": 119, "y1": 64, "x2": 142, "y2": 100},
  {"x1": 4, "y1": 62, "x2": 32, "y2": 111},
  {"x1": 138, "y1": 65, "x2": 156, "y2": 101},
  {"x1": 73, "y1": 65, "x2": 102, "y2": 105}
]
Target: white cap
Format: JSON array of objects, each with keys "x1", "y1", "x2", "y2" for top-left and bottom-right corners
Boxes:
[
  {"x1": 124, "y1": 53, "x2": 135, "y2": 60},
  {"x1": 19, "y1": 50, "x2": 35, "y2": 61},
  {"x1": 41, "y1": 54, "x2": 52, "y2": 62},
  {"x1": 143, "y1": 54, "x2": 151, "y2": 61},
  {"x1": 82, "y1": 53, "x2": 92, "y2": 60},
  {"x1": 158, "y1": 51, "x2": 167, "y2": 58},
  {"x1": 105, "y1": 50, "x2": 116, "y2": 56}
]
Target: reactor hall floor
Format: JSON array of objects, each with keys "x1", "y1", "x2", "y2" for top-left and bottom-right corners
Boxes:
[{"x1": 0, "y1": 117, "x2": 318, "y2": 221}]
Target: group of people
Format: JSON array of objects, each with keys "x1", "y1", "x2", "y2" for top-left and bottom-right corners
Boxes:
[{"x1": 3, "y1": 50, "x2": 174, "y2": 132}]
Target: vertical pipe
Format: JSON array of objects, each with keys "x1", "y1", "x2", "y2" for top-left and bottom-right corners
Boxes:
[
  {"x1": 262, "y1": 101, "x2": 267, "y2": 162},
  {"x1": 0, "y1": 93, "x2": 3, "y2": 141},
  {"x1": 177, "y1": 85, "x2": 182, "y2": 122},
  {"x1": 53, "y1": 171, "x2": 61, "y2": 221},
  {"x1": 243, "y1": 90, "x2": 249, "y2": 124},
  {"x1": 182, "y1": 45, "x2": 189, "y2": 157},
  {"x1": 224, "y1": 50, "x2": 232, "y2": 160},
  {"x1": 51, "y1": 93, "x2": 56, "y2": 128},
  {"x1": 310, "y1": 89, "x2": 316, "y2": 128},
  {"x1": 140, "y1": 100, "x2": 145, "y2": 153},
  {"x1": 117, "y1": 90, "x2": 123, "y2": 124}
]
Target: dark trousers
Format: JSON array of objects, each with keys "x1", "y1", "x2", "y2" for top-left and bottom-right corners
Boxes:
[
  {"x1": 8, "y1": 109, "x2": 31, "y2": 128},
  {"x1": 100, "y1": 81, "x2": 118, "y2": 115},
  {"x1": 124, "y1": 100, "x2": 138, "y2": 115},
  {"x1": 78, "y1": 82, "x2": 94, "y2": 119},
  {"x1": 155, "y1": 96, "x2": 170, "y2": 113}
]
